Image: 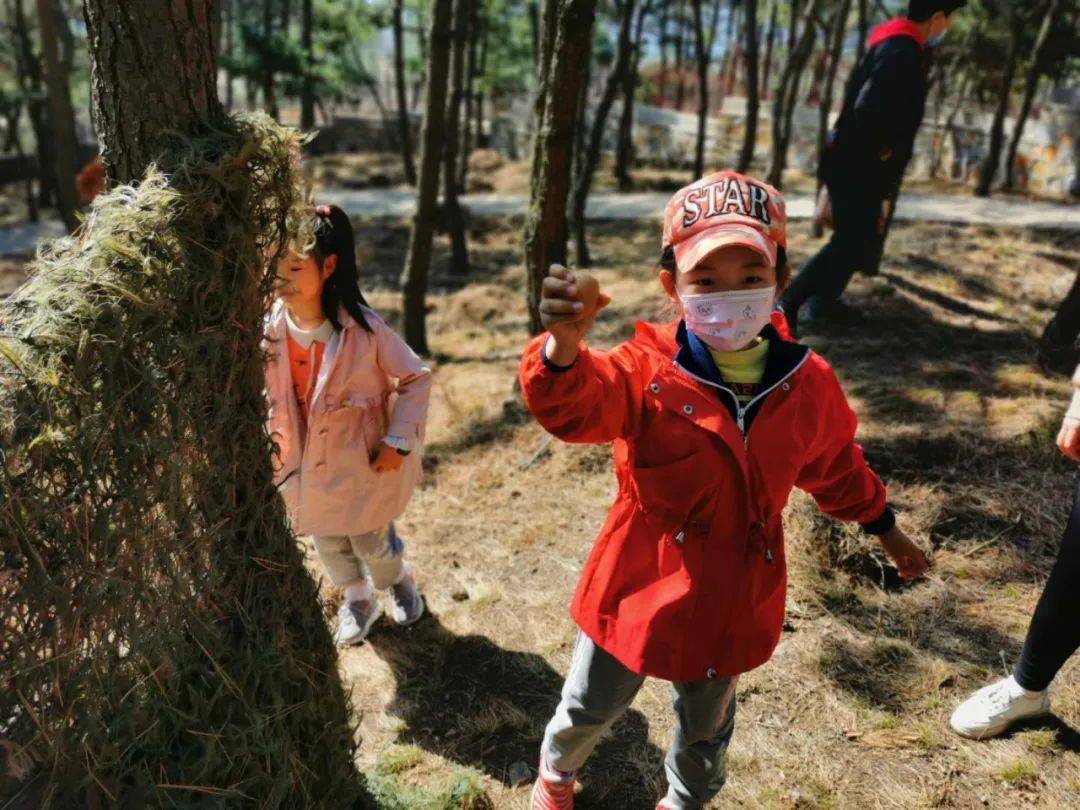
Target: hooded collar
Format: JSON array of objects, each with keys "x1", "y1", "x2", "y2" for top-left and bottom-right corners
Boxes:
[
  {"x1": 868, "y1": 17, "x2": 927, "y2": 50},
  {"x1": 675, "y1": 320, "x2": 809, "y2": 394}
]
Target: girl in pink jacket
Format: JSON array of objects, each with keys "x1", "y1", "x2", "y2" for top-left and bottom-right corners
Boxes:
[{"x1": 265, "y1": 204, "x2": 433, "y2": 645}]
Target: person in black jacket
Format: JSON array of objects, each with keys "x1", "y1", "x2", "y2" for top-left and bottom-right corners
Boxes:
[{"x1": 781, "y1": 0, "x2": 966, "y2": 335}]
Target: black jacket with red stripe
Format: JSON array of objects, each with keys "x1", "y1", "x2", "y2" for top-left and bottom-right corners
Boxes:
[{"x1": 820, "y1": 18, "x2": 930, "y2": 199}]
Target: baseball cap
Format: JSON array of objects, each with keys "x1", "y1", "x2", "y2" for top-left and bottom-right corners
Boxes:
[{"x1": 661, "y1": 171, "x2": 787, "y2": 272}]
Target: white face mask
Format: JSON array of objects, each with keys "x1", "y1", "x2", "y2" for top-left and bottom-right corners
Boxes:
[{"x1": 679, "y1": 286, "x2": 777, "y2": 352}]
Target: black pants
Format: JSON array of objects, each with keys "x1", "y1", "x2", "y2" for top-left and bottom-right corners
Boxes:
[
  {"x1": 782, "y1": 177, "x2": 882, "y2": 314},
  {"x1": 1013, "y1": 478, "x2": 1080, "y2": 692}
]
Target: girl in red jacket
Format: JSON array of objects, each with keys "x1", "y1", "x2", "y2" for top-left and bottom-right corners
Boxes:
[{"x1": 522, "y1": 171, "x2": 928, "y2": 810}]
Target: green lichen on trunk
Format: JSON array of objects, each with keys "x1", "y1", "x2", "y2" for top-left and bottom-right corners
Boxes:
[{"x1": 0, "y1": 114, "x2": 370, "y2": 808}]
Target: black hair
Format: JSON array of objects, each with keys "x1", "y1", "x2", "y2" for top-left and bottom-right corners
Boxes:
[
  {"x1": 658, "y1": 244, "x2": 791, "y2": 289},
  {"x1": 907, "y1": 0, "x2": 966, "y2": 22},
  {"x1": 310, "y1": 204, "x2": 373, "y2": 333}
]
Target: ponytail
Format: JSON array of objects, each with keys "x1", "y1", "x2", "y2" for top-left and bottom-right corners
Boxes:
[{"x1": 311, "y1": 204, "x2": 373, "y2": 333}]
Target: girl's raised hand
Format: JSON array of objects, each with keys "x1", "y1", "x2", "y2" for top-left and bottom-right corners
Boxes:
[{"x1": 540, "y1": 265, "x2": 611, "y2": 362}]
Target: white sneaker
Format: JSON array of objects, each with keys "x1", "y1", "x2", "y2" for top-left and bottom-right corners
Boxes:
[
  {"x1": 950, "y1": 676, "x2": 1051, "y2": 739},
  {"x1": 334, "y1": 598, "x2": 383, "y2": 646},
  {"x1": 389, "y1": 568, "x2": 425, "y2": 626}
]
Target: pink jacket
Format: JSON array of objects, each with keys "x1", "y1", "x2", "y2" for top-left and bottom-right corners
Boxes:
[{"x1": 264, "y1": 299, "x2": 432, "y2": 536}]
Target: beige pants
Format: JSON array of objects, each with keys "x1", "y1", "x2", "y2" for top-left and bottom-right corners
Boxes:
[{"x1": 312, "y1": 524, "x2": 404, "y2": 590}]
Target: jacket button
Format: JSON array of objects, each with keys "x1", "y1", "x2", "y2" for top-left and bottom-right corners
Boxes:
[
  {"x1": 674, "y1": 530, "x2": 685, "y2": 544},
  {"x1": 781, "y1": 382, "x2": 790, "y2": 391},
  {"x1": 318, "y1": 428, "x2": 328, "y2": 436},
  {"x1": 649, "y1": 383, "x2": 661, "y2": 393},
  {"x1": 706, "y1": 668, "x2": 717, "y2": 680},
  {"x1": 683, "y1": 404, "x2": 693, "y2": 414}
]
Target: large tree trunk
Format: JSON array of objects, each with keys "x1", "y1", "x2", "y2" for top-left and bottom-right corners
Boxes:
[
  {"x1": 614, "y1": 0, "x2": 649, "y2": 191},
  {"x1": 401, "y1": 0, "x2": 454, "y2": 353},
  {"x1": 816, "y1": 0, "x2": 851, "y2": 171},
  {"x1": 442, "y1": 0, "x2": 470, "y2": 276},
  {"x1": 1003, "y1": 0, "x2": 1060, "y2": 192},
  {"x1": 300, "y1": 0, "x2": 316, "y2": 129},
  {"x1": 2, "y1": 2, "x2": 371, "y2": 803},
  {"x1": 524, "y1": 0, "x2": 597, "y2": 335},
  {"x1": 690, "y1": 0, "x2": 721, "y2": 179},
  {"x1": 36, "y1": 0, "x2": 79, "y2": 231},
  {"x1": 571, "y1": 0, "x2": 635, "y2": 268},
  {"x1": 766, "y1": 0, "x2": 821, "y2": 188},
  {"x1": 975, "y1": 3, "x2": 1019, "y2": 197},
  {"x1": 736, "y1": 0, "x2": 760, "y2": 172},
  {"x1": 393, "y1": 0, "x2": 418, "y2": 184}
]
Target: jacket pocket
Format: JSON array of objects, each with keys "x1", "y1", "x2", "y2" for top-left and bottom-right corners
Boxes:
[
  {"x1": 630, "y1": 450, "x2": 708, "y2": 518},
  {"x1": 323, "y1": 406, "x2": 375, "y2": 478}
]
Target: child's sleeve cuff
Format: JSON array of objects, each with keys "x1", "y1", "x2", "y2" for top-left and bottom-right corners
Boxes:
[
  {"x1": 860, "y1": 507, "x2": 896, "y2": 536},
  {"x1": 541, "y1": 335, "x2": 578, "y2": 373}
]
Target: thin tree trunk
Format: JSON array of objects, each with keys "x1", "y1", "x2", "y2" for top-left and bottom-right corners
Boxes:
[
  {"x1": 658, "y1": 0, "x2": 669, "y2": 104},
  {"x1": 280, "y1": 0, "x2": 291, "y2": 32},
  {"x1": 787, "y1": 0, "x2": 801, "y2": 51},
  {"x1": 36, "y1": 0, "x2": 79, "y2": 230},
  {"x1": 300, "y1": 0, "x2": 315, "y2": 129},
  {"x1": 975, "y1": 2, "x2": 1019, "y2": 197},
  {"x1": 691, "y1": 0, "x2": 721, "y2": 180},
  {"x1": 856, "y1": 0, "x2": 867, "y2": 63},
  {"x1": 572, "y1": 0, "x2": 635, "y2": 267},
  {"x1": 766, "y1": 0, "x2": 821, "y2": 188},
  {"x1": 224, "y1": 0, "x2": 235, "y2": 110},
  {"x1": 442, "y1": 0, "x2": 470, "y2": 276},
  {"x1": 1003, "y1": 0, "x2": 1059, "y2": 192},
  {"x1": 524, "y1": 0, "x2": 597, "y2": 335},
  {"x1": 261, "y1": 0, "x2": 279, "y2": 119},
  {"x1": 761, "y1": 0, "x2": 778, "y2": 99},
  {"x1": 736, "y1": 0, "x2": 760, "y2": 172},
  {"x1": 674, "y1": 0, "x2": 688, "y2": 110},
  {"x1": 816, "y1": 0, "x2": 850, "y2": 171},
  {"x1": 614, "y1": 0, "x2": 649, "y2": 190},
  {"x1": 474, "y1": 18, "x2": 489, "y2": 146},
  {"x1": 458, "y1": 0, "x2": 481, "y2": 190},
  {"x1": 393, "y1": 0, "x2": 418, "y2": 184},
  {"x1": 12, "y1": 0, "x2": 57, "y2": 209},
  {"x1": 402, "y1": 0, "x2": 454, "y2": 354}
]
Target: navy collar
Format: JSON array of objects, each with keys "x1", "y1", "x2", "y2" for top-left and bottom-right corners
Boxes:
[{"x1": 675, "y1": 321, "x2": 809, "y2": 393}]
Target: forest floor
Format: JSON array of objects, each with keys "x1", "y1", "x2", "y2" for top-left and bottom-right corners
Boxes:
[
  {"x1": 3, "y1": 214, "x2": 1079, "y2": 808},
  {"x1": 337, "y1": 216, "x2": 1078, "y2": 809}
]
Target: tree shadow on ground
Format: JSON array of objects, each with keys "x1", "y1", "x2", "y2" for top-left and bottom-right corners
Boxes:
[{"x1": 366, "y1": 613, "x2": 667, "y2": 807}]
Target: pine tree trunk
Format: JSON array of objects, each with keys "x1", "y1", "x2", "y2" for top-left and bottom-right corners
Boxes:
[
  {"x1": 393, "y1": 0, "x2": 418, "y2": 184},
  {"x1": 1003, "y1": 0, "x2": 1059, "y2": 192},
  {"x1": 761, "y1": 0, "x2": 778, "y2": 99},
  {"x1": 736, "y1": 0, "x2": 760, "y2": 172},
  {"x1": 261, "y1": 0, "x2": 279, "y2": 119},
  {"x1": 674, "y1": 0, "x2": 688, "y2": 109},
  {"x1": 614, "y1": 0, "x2": 649, "y2": 191},
  {"x1": 816, "y1": 0, "x2": 850, "y2": 171},
  {"x1": 458, "y1": 0, "x2": 481, "y2": 190},
  {"x1": 36, "y1": 0, "x2": 79, "y2": 231},
  {"x1": 12, "y1": 0, "x2": 57, "y2": 210},
  {"x1": 401, "y1": 0, "x2": 454, "y2": 353},
  {"x1": 300, "y1": 0, "x2": 316, "y2": 129},
  {"x1": 571, "y1": 0, "x2": 635, "y2": 268},
  {"x1": 975, "y1": 2, "x2": 1019, "y2": 197},
  {"x1": 856, "y1": 0, "x2": 867, "y2": 63},
  {"x1": 766, "y1": 0, "x2": 821, "y2": 188},
  {"x1": 70, "y1": 1, "x2": 370, "y2": 802},
  {"x1": 443, "y1": 0, "x2": 470, "y2": 276},
  {"x1": 524, "y1": 0, "x2": 597, "y2": 335},
  {"x1": 691, "y1": 0, "x2": 721, "y2": 179}
]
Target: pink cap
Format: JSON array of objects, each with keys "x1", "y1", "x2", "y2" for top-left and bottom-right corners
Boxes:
[{"x1": 661, "y1": 171, "x2": 787, "y2": 272}]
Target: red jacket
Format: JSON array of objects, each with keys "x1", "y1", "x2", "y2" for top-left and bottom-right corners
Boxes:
[{"x1": 519, "y1": 320, "x2": 889, "y2": 682}]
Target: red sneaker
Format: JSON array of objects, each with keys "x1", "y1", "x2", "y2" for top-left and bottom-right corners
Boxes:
[{"x1": 530, "y1": 758, "x2": 576, "y2": 810}]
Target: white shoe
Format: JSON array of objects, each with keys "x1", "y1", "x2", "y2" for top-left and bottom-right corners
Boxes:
[
  {"x1": 389, "y1": 568, "x2": 425, "y2": 626},
  {"x1": 950, "y1": 676, "x2": 1051, "y2": 739},
  {"x1": 334, "y1": 598, "x2": 383, "y2": 646}
]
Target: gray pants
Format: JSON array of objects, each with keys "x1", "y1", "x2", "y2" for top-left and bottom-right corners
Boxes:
[
  {"x1": 312, "y1": 523, "x2": 404, "y2": 590},
  {"x1": 541, "y1": 634, "x2": 738, "y2": 810}
]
